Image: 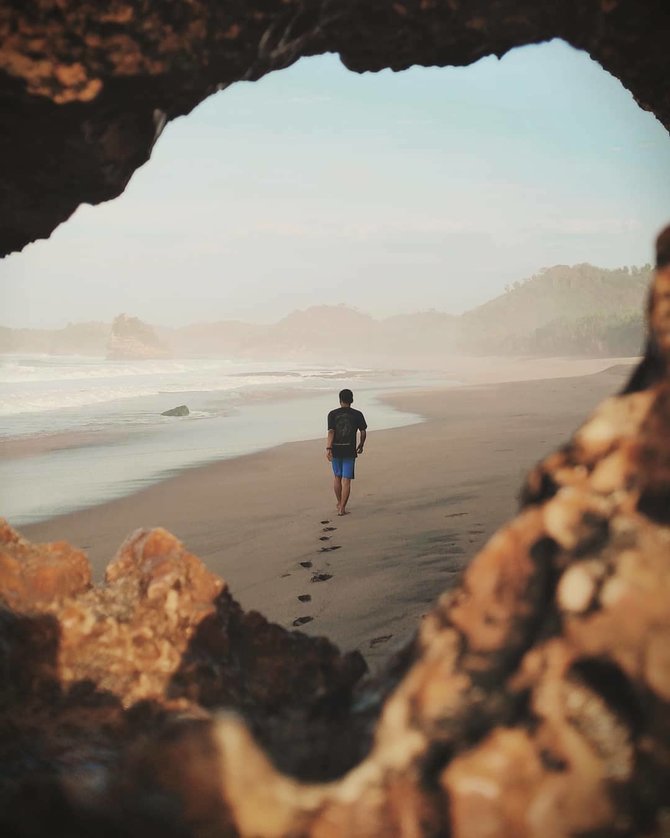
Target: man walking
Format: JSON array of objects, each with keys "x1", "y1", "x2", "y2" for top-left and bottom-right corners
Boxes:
[{"x1": 326, "y1": 388, "x2": 367, "y2": 516}]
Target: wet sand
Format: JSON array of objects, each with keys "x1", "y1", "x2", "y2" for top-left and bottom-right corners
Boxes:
[{"x1": 20, "y1": 362, "x2": 633, "y2": 671}]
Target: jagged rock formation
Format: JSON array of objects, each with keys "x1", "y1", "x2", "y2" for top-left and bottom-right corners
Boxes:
[
  {"x1": 1, "y1": 231, "x2": 670, "y2": 836},
  {"x1": 0, "y1": 524, "x2": 368, "y2": 835},
  {"x1": 0, "y1": 0, "x2": 669, "y2": 256},
  {"x1": 106, "y1": 312, "x2": 170, "y2": 360}
]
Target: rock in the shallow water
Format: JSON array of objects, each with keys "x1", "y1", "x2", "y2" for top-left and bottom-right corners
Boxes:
[{"x1": 162, "y1": 404, "x2": 189, "y2": 416}]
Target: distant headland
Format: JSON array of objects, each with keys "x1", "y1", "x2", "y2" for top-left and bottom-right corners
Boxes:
[{"x1": 0, "y1": 263, "x2": 651, "y2": 361}]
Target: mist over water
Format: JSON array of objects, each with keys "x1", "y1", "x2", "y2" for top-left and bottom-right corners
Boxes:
[{"x1": 0, "y1": 355, "x2": 366, "y2": 423}]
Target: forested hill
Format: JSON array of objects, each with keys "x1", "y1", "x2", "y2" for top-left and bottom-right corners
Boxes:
[
  {"x1": 463, "y1": 264, "x2": 650, "y2": 334},
  {"x1": 460, "y1": 263, "x2": 651, "y2": 356},
  {"x1": 0, "y1": 263, "x2": 653, "y2": 359}
]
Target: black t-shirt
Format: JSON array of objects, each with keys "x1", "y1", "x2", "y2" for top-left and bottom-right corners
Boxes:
[{"x1": 327, "y1": 406, "x2": 367, "y2": 459}]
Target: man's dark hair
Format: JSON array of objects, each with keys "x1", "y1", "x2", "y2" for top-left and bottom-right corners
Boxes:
[
  {"x1": 656, "y1": 225, "x2": 670, "y2": 269},
  {"x1": 339, "y1": 388, "x2": 353, "y2": 405}
]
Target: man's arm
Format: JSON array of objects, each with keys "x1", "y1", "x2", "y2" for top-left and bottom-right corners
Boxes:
[
  {"x1": 357, "y1": 428, "x2": 367, "y2": 455},
  {"x1": 326, "y1": 428, "x2": 334, "y2": 461}
]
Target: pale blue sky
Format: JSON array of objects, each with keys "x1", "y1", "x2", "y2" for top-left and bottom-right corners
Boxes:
[{"x1": 2, "y1": 39, "x2": 669, "y2": 328}]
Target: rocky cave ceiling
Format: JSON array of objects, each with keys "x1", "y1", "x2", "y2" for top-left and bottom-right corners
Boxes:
[{"x1": 0, "y1": 0, "x2": 669, "y2": 258}]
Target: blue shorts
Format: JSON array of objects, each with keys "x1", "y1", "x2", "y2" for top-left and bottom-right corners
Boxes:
[{"x1": 332, "y1": 457, "x2": 355, "y2": 479}]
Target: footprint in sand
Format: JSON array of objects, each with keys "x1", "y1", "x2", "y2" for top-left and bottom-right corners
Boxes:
[
  {"x1": 320, "y1": 520, "x2": 330, "y2": 524},
  {"x1": 311, "y1": 572, "x2": 333, "y2": 583},
  {"x1": 293, "y1": 616, "x2": 314, "y2": 626},
  {"x1": 369, "y1": 634, "x2": 393, "y2": 648},
  {"x1": 444, "y1": 512, "x2": 468, "y2": 518},
  {"x1": 319, "y1": 536, "x2": 330, "y2": 541},
  {"x1": 280, "y1": 573, "x2": 291, "y2": 578},
  {"x1": 298, "y1": 594, "x2": 312, "y2": 603},
  {"x1": 300, "y1": 560, "x2": 313, "y2": 568},
  {"x1": 322, "y1": 526, "x2": 336, "y2": 532},
  {"x1": 319, "y1": 545, "x2": 341, "y2": 553}
]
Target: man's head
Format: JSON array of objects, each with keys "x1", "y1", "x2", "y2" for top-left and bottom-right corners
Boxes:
[
  {"x1": 657, "y1": 224, "x2": 670, "y2": 269},
  {"x1": 339, "y1": 388, "x2": 353, "y2": 406}
]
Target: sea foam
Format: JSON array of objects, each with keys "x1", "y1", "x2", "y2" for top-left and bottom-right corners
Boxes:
[{"x1": 0, "y1": 355, "x2": 348, "y2": 417}]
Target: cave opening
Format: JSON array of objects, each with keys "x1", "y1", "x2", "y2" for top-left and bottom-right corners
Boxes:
[{"x1": 4, "y1": 39, "x2": 669, "y2": 329}]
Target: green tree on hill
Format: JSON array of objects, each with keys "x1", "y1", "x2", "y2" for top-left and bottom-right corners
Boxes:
[{"x1": 461, "y1": 263, "x2": 651, "y2": 356}]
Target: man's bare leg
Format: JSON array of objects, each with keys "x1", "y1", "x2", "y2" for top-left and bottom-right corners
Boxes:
[
  {"x1": 338, "y1": 478, "x2": 351, "y2": 515},
  {"x1": 333, "y1": 475, "x2": 342, "y2": 509}
]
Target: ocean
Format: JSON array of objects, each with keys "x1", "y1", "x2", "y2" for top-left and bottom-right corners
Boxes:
[{"x1": 0, "y1": 354, "x2": 440, "y2": 525}]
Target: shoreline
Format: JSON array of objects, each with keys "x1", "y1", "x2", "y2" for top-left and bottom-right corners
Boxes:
[
  {"x1": 0, "y1": 427, "x2": 132, "y2": 461},
  {"x1": 1, "y1": 356, "x2": 633, "y2": 519},
  {"x1": 17, "y1": 361, "x2": 634, "y2": 669},
  {"x1": 0, "y1": 382, "x2": 426, "y2": 526}
]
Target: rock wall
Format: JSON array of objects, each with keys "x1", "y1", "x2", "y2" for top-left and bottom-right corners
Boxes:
[
  {"x1": 1, "y1": 230, "x2": 670, "y2": 837},
  {"x1": 0, "y1": 0, "x2": 669, "y2": 256}
]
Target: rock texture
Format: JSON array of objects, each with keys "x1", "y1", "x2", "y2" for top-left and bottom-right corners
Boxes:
[
  {"x1": 0, "y1": 525, "x2": 368, "y2": 836},
  {"x1": 162, "y1": 404, "x2": 190, "y2": 416},
  {"x1": 2, "y1": 231, "x2": 670, "y2": 835},
  {"x1": 1, "y1": 0, "x2": 669, "y2": 256},
  {"x1": 106, "y1": 312, "x2": 170, "y2": 360}
]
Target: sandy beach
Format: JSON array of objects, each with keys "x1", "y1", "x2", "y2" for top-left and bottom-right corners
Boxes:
[{"x1": 19, "y1": 361, "x2": 633, "y2": 671}]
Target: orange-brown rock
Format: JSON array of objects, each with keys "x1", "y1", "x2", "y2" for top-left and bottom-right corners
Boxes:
[
  {"x1": 0, "y1": 522, "x2": 368, "y2": 836},
  {"x1": 1, "y1": 1, "x2": 669, "y2": 255},
  {"x1": 2, "y1": 230, "x2": 670, "y2": 835},
  {"x1": 0, "y1": 518, "x2": 90, "y2": 609}
]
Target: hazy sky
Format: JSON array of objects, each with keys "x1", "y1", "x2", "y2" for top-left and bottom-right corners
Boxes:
[{"x1": 2, "y1": 39, "x2": 669, "y2": 328}]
